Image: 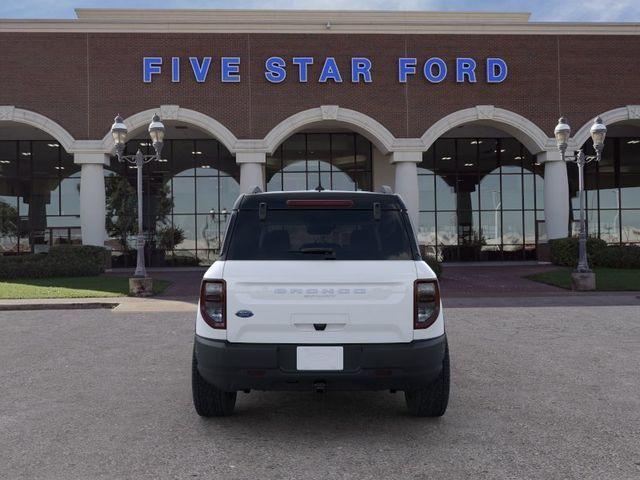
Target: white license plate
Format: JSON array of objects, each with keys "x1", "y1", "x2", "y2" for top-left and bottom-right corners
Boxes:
[{"x1": 296, "y1": 346, "x2": 344, "y2": 371}]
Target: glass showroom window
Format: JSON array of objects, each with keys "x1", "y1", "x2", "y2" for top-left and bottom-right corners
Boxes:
[
  {"x1": 0, "y1": 140, "x2": 80, "y2": 255},
  {"x1": 418, "y1": 138, "x2": 544, "y2": 261},
  {"x1": 267, "y1": 133, "x2": 372, "y2": 192},
  {"x1": 107, "y1": 139, "x2": 239, "y2": 267},
  {"x1": 570, "y1": 137, "x2": 640, "y2": 244}
]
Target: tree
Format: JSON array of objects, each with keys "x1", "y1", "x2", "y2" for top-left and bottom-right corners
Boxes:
[
  {"x1": 105, "y1": 175, "x2": 173, "y2": 251},
  {"x1": 0, "y1": 201, "x2": 19, "y2": 238}
]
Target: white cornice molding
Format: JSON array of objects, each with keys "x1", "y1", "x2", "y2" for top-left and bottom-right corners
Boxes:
[
  {"x1": 3, "y1": 22, "x2": 639, "y2": 35},
  {"x1": 74, "y1": 9, "x2": 532, "y2": 23},
  {"x1": 1, "y1": 9, "x2": 640, "y2": 35}
]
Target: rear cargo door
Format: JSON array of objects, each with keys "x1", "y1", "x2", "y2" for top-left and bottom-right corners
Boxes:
[{"x1": 224, "y1": 260, "x2": 417, "y2": 344}]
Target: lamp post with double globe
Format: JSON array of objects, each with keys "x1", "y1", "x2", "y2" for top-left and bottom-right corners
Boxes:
[
  {"x1": 554, "y1": 116, "x2": 607, "y2": 290},
  {"x1": 110, "y1": 113, "x2": 166, "y2": 295}
]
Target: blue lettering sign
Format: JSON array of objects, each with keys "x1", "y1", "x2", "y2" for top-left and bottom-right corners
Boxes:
[
  {"x1": 398, "y1": 58, "x2": 417, "y2": 83},
  {"x1": 292, "y1": 57, "x2": 313, "y2": 82},
  {"x1": 265, "y1": 56, "x2": 287, "y2": 83},
  {"x1": 424, "y1": 57, "x2": 447, "y2": 83},
  {"x1": 189, "y1": 57, "x2": 212, "y2": 83},
  {"x1": 142, "y1": 55, "x2": 508, "y2": 85},
  {"x1": 171, "y1": 57, "x2": 180, "y2": 83},
  {"x1": 221, "y1": 57, "x2": 241, "y2": 83},
  {"x1": 487, "y1": 58, "x2": 508, "y2": 83},
  {"x1": 143, "y1": 57, "x2": 162, "y2": 83},
  {"x1": 319, "y1": 57, "x2": 342, "y2": 83},
  {"x1": 456, "y1": 58, "x2": 477, "y2": 83},
  {"x1": 351, "y1": 57, "x2": 372, "y2": 83}
]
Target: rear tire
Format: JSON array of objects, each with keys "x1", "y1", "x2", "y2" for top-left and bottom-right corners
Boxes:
[
  {"x1": 192, "y1": 349, "x2": 237, "y2": 417},
  {"x1": 405, "y1": 341, "x2": 450, "y2": 417}
]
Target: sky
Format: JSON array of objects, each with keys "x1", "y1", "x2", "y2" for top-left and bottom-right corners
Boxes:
[{"x1": 0, "y1": 0, "x2": 639, "y2": 22}]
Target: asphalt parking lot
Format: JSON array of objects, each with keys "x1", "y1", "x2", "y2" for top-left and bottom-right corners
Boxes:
[{"x1": 1, "y1": 304, "x2": 639, "y2": 479}]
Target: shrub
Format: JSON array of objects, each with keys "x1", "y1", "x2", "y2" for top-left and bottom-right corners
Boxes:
[
  {"x1": 592, "y1": 245, "x2": 640, "y2": 269},
  {"x1": 164, "y1": 254, "x2": 200, "y2": 267},
  {"x1": 550, "y1": 237, "x2": 607, "y2": 267},
  {"x1": 0, "y1": 245, "x2": 108, "y2": 280},
  {"x1": 550, "y1": 237, "x2": 640, "y2": 269},
  {"x1": 156, "y1": 226, "x2": 185, "y2": 251}
]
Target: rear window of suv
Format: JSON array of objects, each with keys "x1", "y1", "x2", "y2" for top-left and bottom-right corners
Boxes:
[{"x1": 224, "y1": 209, "x2": 416, "y2": 260}]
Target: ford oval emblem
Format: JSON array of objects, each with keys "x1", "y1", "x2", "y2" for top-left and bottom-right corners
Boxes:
[{"x1": 235, "y1": 310, "x2": 254, "y2": 318}]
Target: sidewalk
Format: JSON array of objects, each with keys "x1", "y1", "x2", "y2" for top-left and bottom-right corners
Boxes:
[
  {"x1": 2, "y1": 264, "x2": 638, "y2": 312},
  {"x1": 108, "y1": 264, "x2": 568, "y2": 299},
  {"x1": 1, "y1": 291, "x2": 638, "y2": 312},
  {"x1": 0, "y1": 295, "x2": 197, "y2": 313},
  {"x1": 105, "y1": 268, "x2": 205, "y2": 297},
  {"x1": 439, "y1": 264, "x2": 566, "y2": 297}
]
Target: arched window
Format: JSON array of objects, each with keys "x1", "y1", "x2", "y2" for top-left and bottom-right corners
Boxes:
[
  {"x1": 570, "y1": 136, "x2": 640, "y2": 244},
  {"x1": 418, "y1": 137, "x2": 544, "y2": 261},
  {"x1": 107, "y1": 138, "x2": 239, "y2": 266},
  {"x1": 0, "y1": 139, "x2": 80, "y2": 254},
  {"x1": 266, "y1": 133, "x2": 373, "y2": 192}
]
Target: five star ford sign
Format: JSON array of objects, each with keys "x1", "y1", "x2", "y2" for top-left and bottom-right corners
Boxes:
[{"x1": 142, "y1": 56, "x2": 508, "y2": 84}]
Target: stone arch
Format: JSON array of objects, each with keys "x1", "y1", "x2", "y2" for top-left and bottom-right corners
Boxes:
[
  {"x1": 262, "y1": 106, "x2": 396, "y2": 155},
  {"x1": 571, "y1": 105, "x2": 640, "y2": 148},
  {"x1": 0, "y1": 106, "x2": 76, "y2": 152},
  {"x1": 100, "y1": 105, "x2": 239, "y2": 154},
  {"x1": 420, "y1": 105, "x2": 552, "y2": 154}
]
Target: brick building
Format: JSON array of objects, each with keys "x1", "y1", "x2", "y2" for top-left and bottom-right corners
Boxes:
[{"x1": 1, "y1": 9, "x2": 639, "y2": 264}]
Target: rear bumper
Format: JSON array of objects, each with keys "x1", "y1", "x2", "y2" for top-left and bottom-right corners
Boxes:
[{"x1": 194, "y1": 334, "x2": 447, "y2": 392}]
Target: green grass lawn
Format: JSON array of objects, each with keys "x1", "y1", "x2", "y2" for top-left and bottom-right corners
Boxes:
[
  {"x1": 0, "y1": 276, "x2": 171, "y2": 299},
  {"x1": 527, "y1": 268, "x2": 640, "y2": 291}
]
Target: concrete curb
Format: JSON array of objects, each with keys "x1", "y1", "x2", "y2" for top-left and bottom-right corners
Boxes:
[
  {"x1": 444, "y1": 293, "x2": 640, "y2": 308},
  {"x1": 0, "y1": 302, "x2": 120, "y2": 311},
  {"x1": 0, "y1": 295, "x2": 197, "y2": 313}
]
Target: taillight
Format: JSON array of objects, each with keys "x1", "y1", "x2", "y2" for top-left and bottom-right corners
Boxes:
[
  {"x1": 200, "y1": 280, "x2": 226, "y2": 329},
  {"x1": 414, "y1": 279, "x2": 440, "y2": 329}
]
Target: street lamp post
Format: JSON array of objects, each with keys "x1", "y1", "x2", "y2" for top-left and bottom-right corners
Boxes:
[
  {"x1": 110, "y1": 114, "x2": 165, "y2": 293},
  {"x1": 554, "y1": 116, "x2": 607, "y2": 290}
]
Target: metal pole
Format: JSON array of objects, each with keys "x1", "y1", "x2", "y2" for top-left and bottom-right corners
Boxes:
[
  {"x1": 576, "y1": 150, "x2": 590, "y2": 273},
  {"x1": 134, "y1": 149, "x2": 147, "y2": 278}
]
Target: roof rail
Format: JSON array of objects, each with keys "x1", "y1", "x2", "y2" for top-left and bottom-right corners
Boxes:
[{"x1": 250, "y1": 185, "x2": 263, "y2": 194}]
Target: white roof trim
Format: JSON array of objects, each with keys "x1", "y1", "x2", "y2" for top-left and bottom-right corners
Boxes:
[
  {"x1": 1, "y1": 9, "x2": 639, "y2": 35},
  {"x1": 73, "y1": 9, "x2": 531, "y2": 23}
]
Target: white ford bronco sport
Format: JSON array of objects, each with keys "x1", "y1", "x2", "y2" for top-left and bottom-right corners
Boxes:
[{"x1": 192, "y1": 190, "x2": 449, "y2": 417}]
